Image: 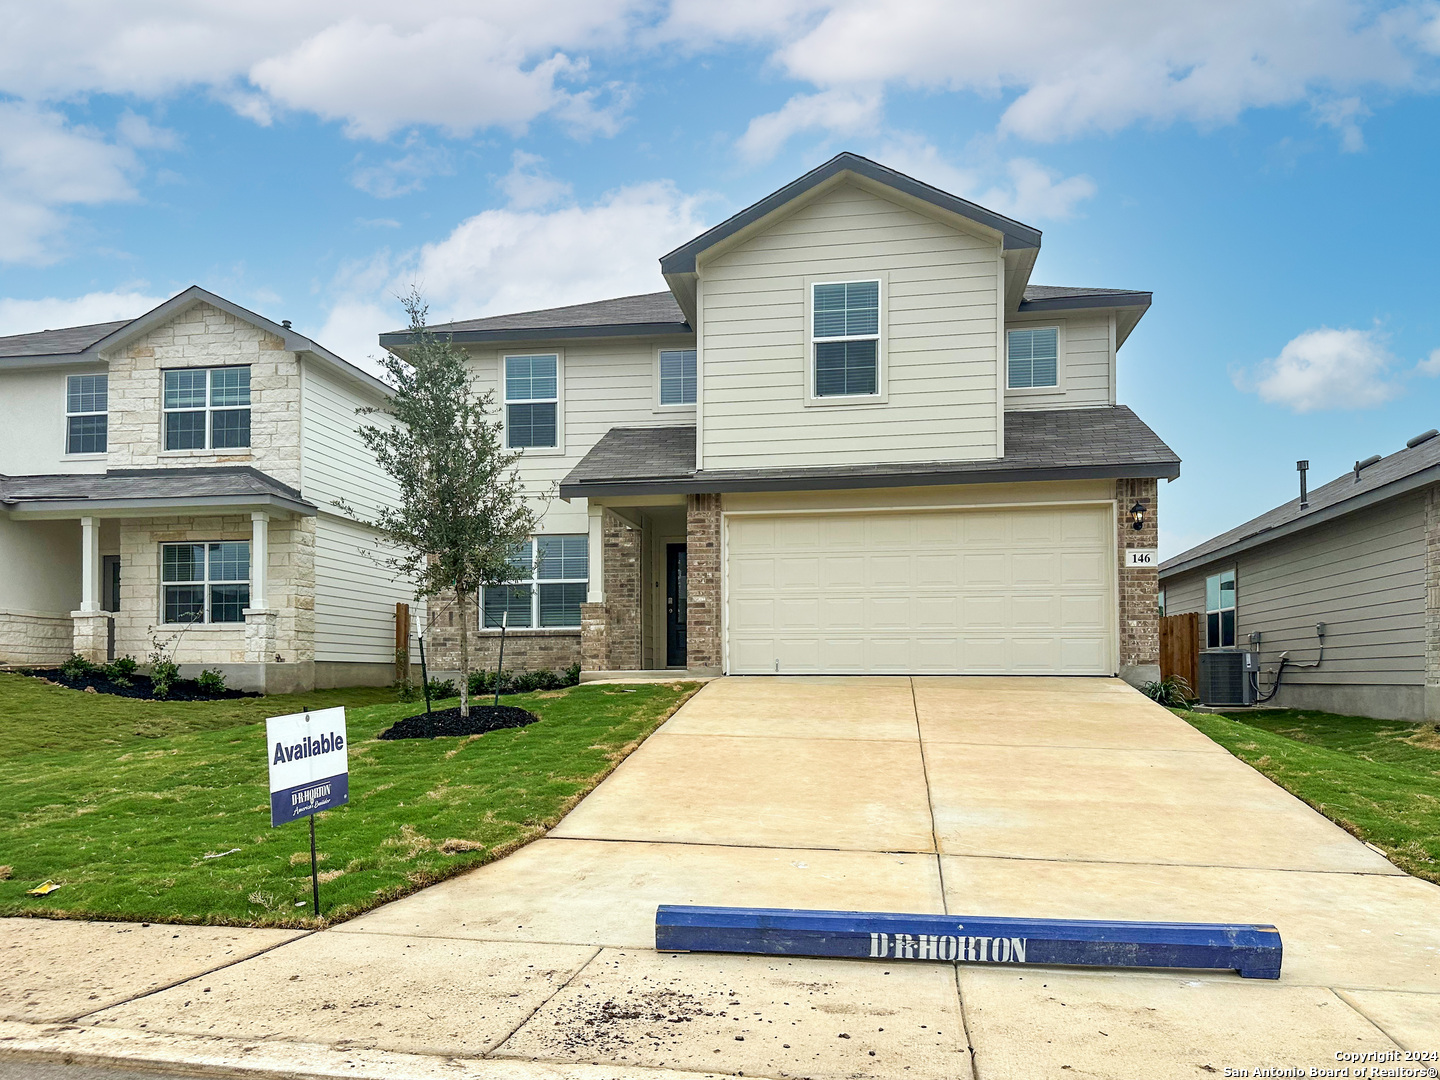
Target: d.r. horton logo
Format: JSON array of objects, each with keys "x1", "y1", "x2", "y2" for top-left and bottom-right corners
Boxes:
[{"x1": 869, "y1": 932, "x2": 1027, "y2": 963}]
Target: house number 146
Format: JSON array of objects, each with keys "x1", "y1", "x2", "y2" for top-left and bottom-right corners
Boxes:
[{"x1": 1126, "y1": 549, "x2": 1157, "y2": 567}]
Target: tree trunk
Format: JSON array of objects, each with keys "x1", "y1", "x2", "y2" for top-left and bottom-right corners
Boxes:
[{"x1": 457, "y1": 586, "x2": 470, "y2": 719}]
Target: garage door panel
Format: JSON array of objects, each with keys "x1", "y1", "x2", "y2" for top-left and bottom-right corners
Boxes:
[{"x1": 726, "y1": 506, "x2": 1113, "y2": 675}]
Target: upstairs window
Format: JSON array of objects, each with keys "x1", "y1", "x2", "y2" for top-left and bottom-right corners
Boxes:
[
  {"x1": 66, "y1": 373, "x2": 108, "y2": 454},
  {"x1": 163, "y1": 366, "x2": 251, "y2": 450},
  {"x1": 659, "y1": 349, "x2": 697, "y2": 406},
  {"x1": 505, "y1": 354, "x2": 558, "y2": 448},
  {"x1": 161, "y1": 541, "x2": 249, "y2": 624},
  {"x1": 1205, "y1": 569, "x2": 1236, "y2": 648},
  {"x1": 812, "y1": 280, "x2": 879, "y2": 397},
  {"x1": 481, "y1": 535, "x2": 588, "y2": 629},
  {"x1": 1007, "y1": 327, "x2": 1059, "y2": 389}
]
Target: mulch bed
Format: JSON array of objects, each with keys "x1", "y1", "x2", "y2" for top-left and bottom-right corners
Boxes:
[
  {"x1": 377, "y1": 704, "x2": 540, "y2": 740},
  {"x1": 21, "y1": 669, "x2": 256, "y2": 701}
]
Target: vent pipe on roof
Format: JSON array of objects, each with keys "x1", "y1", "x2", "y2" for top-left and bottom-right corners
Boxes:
[
  {"x1": 1354, "y1": 454, "x2": 1381, "y2": 482},
  {"x1": 282, "y1": 320, "x2": 292, "y2": 330},
  {"x1": 1297, "y1": 460, "x2": 1309, "y2": 509},
  {"x1": 1406, "y1": 428, "x2": 1438, "y2": 449}
]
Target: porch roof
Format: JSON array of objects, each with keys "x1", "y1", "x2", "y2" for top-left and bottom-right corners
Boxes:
[
  {"x1": 0, "y1": 466, "x2": 317, "y2": 518},
  {"x1": 559, "y1": 406, "x2": 1181, "y2": 498}
]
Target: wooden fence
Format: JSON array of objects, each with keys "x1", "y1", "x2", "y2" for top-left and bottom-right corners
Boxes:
[{"x1": 1159, "y1": 612, "x2": 1200, "y2": 692}]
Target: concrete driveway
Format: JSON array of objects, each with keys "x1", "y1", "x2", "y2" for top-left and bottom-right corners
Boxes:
[{"x1": 7, "y1": 677, "x2": 1440, "y2": 1079}]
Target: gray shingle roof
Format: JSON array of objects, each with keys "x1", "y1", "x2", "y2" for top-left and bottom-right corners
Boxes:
[
  {"x1": 1021, "y1": 285, "x2": 1150, "y2": 306},
  {"x1": 1160, "y1": 431, "x2": 1440, "y2": 578},
  {"x1": 0, "y1": 320, "x2": 132, "y2": 359},
  {"x1": 561, "y1": 406, "x2": 1179, "y2": 497},
  {"x1": 379, "y1": 292, "x2": 690, "y2": 346},
  {"x1": 0, "y1": 467, "x2": 314, "y2": 512}
]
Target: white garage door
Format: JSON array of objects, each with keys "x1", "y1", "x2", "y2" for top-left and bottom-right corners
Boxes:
[{"x1": 725, "y1": 506, "x2": 1114, "y2": 675}]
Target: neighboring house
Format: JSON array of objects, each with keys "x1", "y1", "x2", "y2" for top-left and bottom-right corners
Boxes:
[
  {"x1": 385, "y1": 153, "x2": 1180, "y2": 684},
  {"x1": 0, "y1": 286, "x2": 418, "y2": 693},
  {"x1": 1160, "y1": 433, "x2": 1440, "y2": 722}
]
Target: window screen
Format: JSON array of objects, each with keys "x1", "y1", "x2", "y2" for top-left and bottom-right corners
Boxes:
[
  {"x1": 1007, "y1": 328, "x2": 1059, "y2": 389},
  {"x1": 812, "y1": 281, "x2": 880, "y2": 397},
  {"x1": 659, "y1": 349, "x2": 697, "y2": 406},
  {"x1": 505, "y1": 355, "x2": 559, "y2": 448}
]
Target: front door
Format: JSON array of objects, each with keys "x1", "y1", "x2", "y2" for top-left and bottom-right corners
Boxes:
[{"x1": 666, "y1": 543, "x2": 687, "y2": 667}]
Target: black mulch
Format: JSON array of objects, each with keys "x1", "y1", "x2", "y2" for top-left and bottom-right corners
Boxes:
[
  {"x1": 377, "y1": 704, "x2": 541, "y2": 740},
  {"x1": 21, "y1": 669, "x2": 256, "y2": 700}
]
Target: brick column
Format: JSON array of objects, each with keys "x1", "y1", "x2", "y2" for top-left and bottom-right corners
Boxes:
[
  {"x1": 1116, "y1": 477, "x2": 1160, "y2": 686},
  {"x1": 686, "y1": 493, "x2": 722, "y2": 673},
  {"x1": 577, "y1": 510, "x2": 642, "y2": 672},
  {"x1": 1425, "y1": 484, "x2": 1440, "y2": 721},
  {"x1": 580, "y1": 602, "x2": 609, "y2": 672}
]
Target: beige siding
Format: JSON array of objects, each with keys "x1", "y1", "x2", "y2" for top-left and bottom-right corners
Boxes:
[
  {"x1": 313, "y1": 514, "x2": 419, "y2": 664},
  {"x1": 698, "y1": 181, "x2": 1004, "y2": 471},
  {"x1": 1162, "y1": 494, "x2": 1428, "y2": 688},
  {"x1": 464, "y1": 335, "x2": 696, "y2": 536},
  {"x1": 1004, "y1": 311, "x2": 1115, "y2": 410},
  {"x1": 0, "y1": 367, "x2": 108, "y2": 475},
  {"x1": 299, "y1": 358, "x2": 399, "y2": 521}
]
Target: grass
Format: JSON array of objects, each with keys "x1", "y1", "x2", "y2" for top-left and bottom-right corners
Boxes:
[
  {"x1": 0, "y1": 672, "x2": 699, "y2": 927},
  {"x1": 1180, "y1": 706, "x2": 1440, "y2": 885}
]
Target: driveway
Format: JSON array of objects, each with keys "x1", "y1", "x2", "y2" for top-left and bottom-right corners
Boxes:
[{"x1": 6, "y1": 677, "x2": 1439, "y2": 1079}]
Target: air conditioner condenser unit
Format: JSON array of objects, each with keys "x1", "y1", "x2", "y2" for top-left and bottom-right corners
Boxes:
[{"x1": 1198, "y1": 650, "x2": 1258, "y2": 706}]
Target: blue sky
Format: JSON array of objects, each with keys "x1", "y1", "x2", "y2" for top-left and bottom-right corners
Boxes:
[{"x1": 2, "y1": 1, "x2": 1439, "y2": 557}]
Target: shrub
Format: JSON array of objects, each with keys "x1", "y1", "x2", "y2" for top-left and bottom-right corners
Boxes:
[
  {"x1": 394, "y1": 679, "x2": 418, "y2": 702},
  {"x1": 104, "y1": 656, "x2": 138, "y2": 681},
  {"x1": 197, "y1": 668, "x2": 228, "y2": 695},
  {"x1": 425, "y1": 677, "x2": 457, "y2": 700},
  {"x1": 150, "y1": 659, "x2": 180, "y2": 700},
  {"x1": 59, "y1": 653, "x2": 97, "y2": 680},
  {"x1": 563, "y1": 662, "x2": 581, "y2": 687},
  {"x1": 1139, "y1": 675, "x2": 1194, "y2": 709},
  {"x1": 467, "y1": 664, "x2": 581, "y2": 697}
]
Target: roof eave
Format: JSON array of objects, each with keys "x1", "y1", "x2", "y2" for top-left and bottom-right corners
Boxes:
[
  {"x1": 561, "y1": 459, "x2": 1180, "y2": 500},
  {"x1": 1159, "y1": 462, "x2": 1440, "y2": 579},
  {"x1": 378, "y1": 321, "x2": 693, "y2": 348},
  {"x1": 0, "y1": 352, "x2": 106, "y2": 371},
  {"x1": 1, "y1": 491, "x2": 317, "y2": 520}
]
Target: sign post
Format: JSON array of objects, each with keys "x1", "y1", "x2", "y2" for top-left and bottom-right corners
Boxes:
[{"x1": 266, "y1": 706, "x2": 348, "y2": 916}]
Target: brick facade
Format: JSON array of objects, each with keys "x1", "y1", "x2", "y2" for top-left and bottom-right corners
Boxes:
[
  {"x1": 686, "y1": 493, "x2": 722, "y2": 672},
  {"x1": 425, "y1": 589, "x2": 582, "y2": 676},
  {"x1": 1116, "y1": 477, "x2": 1160, "y2": 684},
  {"x1": 574, "y1": 509, "x2": 643, "y2": 672}
]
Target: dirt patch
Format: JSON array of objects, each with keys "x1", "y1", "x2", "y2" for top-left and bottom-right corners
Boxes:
[{"x1": 376, "y1": 705, "x2": 539, "y2": 740}]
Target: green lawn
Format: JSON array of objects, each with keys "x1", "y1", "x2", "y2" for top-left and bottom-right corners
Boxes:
[
  {"x1": 0, "y1": 673, "x2": 698, "y2": 927},
  {"x1": 1181, "y1": 707, "x2": 1440, "y2": 885}
]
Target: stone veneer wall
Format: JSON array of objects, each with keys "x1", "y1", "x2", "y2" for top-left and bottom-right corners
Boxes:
[
  {"x1": 0, "y1": 611, "x2": 73, "y2": 665},
  {"x1": 112, "y1": 514, "x2": 313, "y2": 667},
  {"x1": 105, "y1": 301, "x2": 302, "y2": 488},
  {"x1": 577, "y1": 509, "x2": 643, "y2": 672},
  {"x1": 1426, "y1": 484, "x2": 1440, "y2": 720},
  {"x1": 686, "y1": 494, "x2": 722, "y2": 672},
  {"x1": 1116, "y1": 477, "x2": 1160, "y2": 683}
]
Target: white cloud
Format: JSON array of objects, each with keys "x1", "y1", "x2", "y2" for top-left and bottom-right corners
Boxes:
[
  {"x1": 1240, "y1": 327, "x2": 1403, "y2": 412},
  {"x1": 497, "y1": 151, "x2": 574, "y2": 210},
  {"x1": 1418, "y1": 348, "x2": 1440, "y2": 376},
  {"x1": 405, "y1": 179, "x2": 711, "y2": 319},
  {"x1": 0, "y1": 102, "x2": 140, "y2": 264},
  {"x1": 350, "y1": 138, "x2": 453, "y2": 198},
  {"x1": 0, "y1": 289, "x2": 163, "y2": 336},
  {"x1": 1312, "y1": 96, "x2": 1371, "y2": 151},
  {"x1": 737, "y1": 88, "x2": 882, "y2": 163},
  {"x1": 877, "y1": 138, "x2": 1096, "y2": 221}
]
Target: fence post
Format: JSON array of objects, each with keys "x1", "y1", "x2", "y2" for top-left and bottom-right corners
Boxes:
[{"x1": 395, "y1": 602, "x2": 411, "y2": 684}]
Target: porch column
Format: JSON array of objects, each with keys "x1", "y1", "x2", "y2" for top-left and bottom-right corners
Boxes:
[
  {"x1": 80, "y1": 517, "x2": 101, "y2": 613},
  {"x1": 71, "y1": 516, "x2": 110, "y2": 661},
  {"x1": 250, "y1": 512, "x2": 269, "y2": 609},
  {"x1": 243, "y1": 511, "x2": 277, "y2": 670}
]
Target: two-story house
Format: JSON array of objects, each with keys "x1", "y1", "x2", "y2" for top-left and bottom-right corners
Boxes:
[
  {"x1": 0, "y1": 286, "x2": 418, "y2": 693},
  {"x1": 390, "y1": 154, "x2": 1180, "y2": 684}
]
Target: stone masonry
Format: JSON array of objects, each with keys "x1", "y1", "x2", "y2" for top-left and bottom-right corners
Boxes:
[
  {"x1": 0, "y1": 611, "x2": 72, "y2": 665},
  {"x1": 686, "y1": 493, "x2": 722, "y2": 672},
  {"x1": 111, "y1": 514, "x2": 313, "y2": 668},
  {"x1": 1116, "y1": 477, "x2": 1160, "y2": 685},
  {"x1": 1426, "y1": 483, "x2": 1439, "y2": 720},
  {"x1": 105, "y1": 302, "x2": 302, "y2": 488},
  {"x1": 577, "y1": 509, "x2": 643, "y2": 672}
]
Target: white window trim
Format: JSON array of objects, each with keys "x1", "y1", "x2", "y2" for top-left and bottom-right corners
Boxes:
[
  {"x1": 803, "y1": 272, "x2": 889, "y2": 407},
  {"x1": 1204, "y1": 568, "x2": 1238, "y2": 649},
  {"x1": 501, "y1": 350, "x2": 565, "y2": 455},
  {"x1": 1005, "y1": 322, "x2": 1066, "y2": 395},
  {"x1": 160, "y1": 365, "x2": 253, "y2": 452},
  {"x1": 158, "y1": 540, "x2": 251, "y2": 627},
  {"x1": 652, "y1": 344, "x2": 699, "y2": 413},
  {"x1": 64, "y1": 371, "x2": 109, "y2": 457},
  {"x1": 480, "y1": 535, "x2": 589, "y2": 630}
]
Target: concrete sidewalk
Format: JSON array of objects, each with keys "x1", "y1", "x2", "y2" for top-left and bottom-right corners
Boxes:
[{"x1": 4, "y1": 677, "x2": 1438, "y2": 1079}]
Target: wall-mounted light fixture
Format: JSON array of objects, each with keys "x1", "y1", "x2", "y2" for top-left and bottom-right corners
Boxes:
[{"x1": 1130, "y1": 501, "x2": 1146, "y2": 531}]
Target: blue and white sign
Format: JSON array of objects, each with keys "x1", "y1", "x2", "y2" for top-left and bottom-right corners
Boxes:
[{"x1": 266, "y1": 706, "x2": 349, "y2": 828}]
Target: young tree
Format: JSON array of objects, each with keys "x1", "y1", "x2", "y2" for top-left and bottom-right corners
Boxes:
[{"x1": 344, "y1": 290, "x2": 539, "y2": 718}]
